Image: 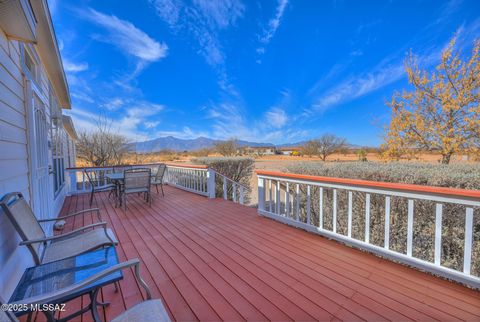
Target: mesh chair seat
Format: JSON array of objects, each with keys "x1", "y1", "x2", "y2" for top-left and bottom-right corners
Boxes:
[
  {"x1": 151, "y1": 164, "x2": 166, "y2": 196},
  {"x1": 122, "y1": 168, "x2": 152, "y2": 209},
  {"x1": 0, "y1": 192, "x2": 118, "y2": 265},
  {"x1": 43, "y1": 228, "x2": 118, "y2": 264},
  {"x1": 124, "y1": 187, "x2": 149, "y2": 194},
  {"x1": 111, "y1": 300, "x2": 170, "y2": 322}
]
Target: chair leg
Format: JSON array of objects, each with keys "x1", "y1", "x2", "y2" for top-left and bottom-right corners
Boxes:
[
  {"x1": 90, "y1": 191, "x2": 94, "y2": 206},
  {"x1": 156, "y1": 184, "x2": 159, "y2": 194},
  {"x1": 161, "y1": 184, "x2": 164, "y2": 197}
]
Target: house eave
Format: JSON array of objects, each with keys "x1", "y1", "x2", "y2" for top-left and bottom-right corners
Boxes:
[
  {"x1": 62, "y1": 115, "x2": 78, "y2": 140},
  {"x1": 30, "y1": 0, "x2": 71, "y2": 109}
]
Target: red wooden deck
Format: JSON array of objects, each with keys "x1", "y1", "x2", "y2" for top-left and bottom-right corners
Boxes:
[{"x1": 36, "y1": 186, "x2": 480, "y2": 321}]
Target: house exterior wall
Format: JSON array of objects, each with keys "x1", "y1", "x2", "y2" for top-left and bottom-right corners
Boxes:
[{"x1": 0, "y1": 28, "x2": 74, "y2": 299}]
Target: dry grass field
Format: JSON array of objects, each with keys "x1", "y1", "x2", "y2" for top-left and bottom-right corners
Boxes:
[{"x1": 75, "y1": 152, "x2": 477, "y2": 206}]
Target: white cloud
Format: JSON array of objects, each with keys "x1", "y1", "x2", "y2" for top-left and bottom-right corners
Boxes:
[
  {"x1": 82, "y1": 8, "x2": 168, "y2": 69},
  {"x1": 204, "y1": 102, "x2": 299, "y2": 143},
  {"x1": 67, "y1": 101, "x2": 164, "y2": 140},
  {"x1": 192, "y1": 0, "x2": 245, "y2": 29},
  {"x1": 149, "y1": 0, "x2": 182, "y2": 28},
  {"x1": 102, "y1": 98, "x2": 125, "y2": 110},
  {"x1": 71, "y1": 92, "x2": 94, "y2": 103},
  {"x1": 150, "y1": 0, "x2": 243, "y2": 96},
  {"x1": 265, "y1": 107, "x2": 287, "y2": 128},
  {"x1": 144, "y1": 121, "x2": 160, "y2": 129},
  {"x1": 257, "y1": 0, "x2": 289, "y2": 55},
  {"x1": 311, "y1": 62, "x2": 405, "y2": 113},
  {"x1": 155, "y1": 126, "x2": 210, "y2": 139},
  {"x1": 63, "y1": 59, "x2": 89, "y2": 73}
]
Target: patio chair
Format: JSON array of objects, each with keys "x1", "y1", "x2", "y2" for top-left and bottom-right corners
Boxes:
[
  {"x1": 0, "y1": 192, "x2": 118, "y2": 265},
  {"x1": 85, "y1": 170, "x2": 117, "y2": 206},
  {"x1": 0, "y1": 259, "x2": 170, "y2": 322},
  {"x1": 122, "y1": 168, "x2": 151, "y2": 210},
  {"x1": 113, "y1": 165, "x2": 133, "y2": 173},
  {"x1": 151, "y1": 164, "x2": 166, "y2": 196}
]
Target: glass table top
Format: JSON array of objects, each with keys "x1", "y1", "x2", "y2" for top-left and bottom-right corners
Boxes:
[
  {"x1": 106, "y1": 173, "x2": 124, "y2": 180},
  {"x1": 10, "y1": 246, "x2": 122, "y2": 303}
]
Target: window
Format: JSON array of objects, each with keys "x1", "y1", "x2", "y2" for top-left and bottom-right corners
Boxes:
[
  {"x1": 50, "y1": 96, "x2": 66, "y2": 196},
  {"x1": 22, "y1": 45, "x2": 40, "y2": 83}
]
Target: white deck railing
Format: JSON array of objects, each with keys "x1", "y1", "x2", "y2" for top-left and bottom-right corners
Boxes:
[
  {"x1": 65, "y1": 163, "x2": 246, "y2": 204},
  {"x1": 164, "y1": 164, "x2": 210, "y2": 197},
  {"x1": 256, "y1": 170, "x2": 480, "y2": 289},
  {"x1": 214, "y1": 172, "x2": 248, "y2": 204}
]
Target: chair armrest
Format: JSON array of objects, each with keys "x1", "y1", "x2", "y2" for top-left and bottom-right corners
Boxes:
[
  {"x1": 19, "y1": 222, "x2": 108, "y2": 245},
  {"x1": 10, "y1": 259, "x2": 153, "y2": 306},
  {"x1": 38, "y1": 208, "x2": 102, "y2": 223}
]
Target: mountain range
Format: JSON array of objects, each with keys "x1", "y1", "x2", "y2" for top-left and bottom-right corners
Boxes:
[
  {"x1": 129, "y1": 136, "x2": 364, "y2": 153},
  {"x1": 129, "y1": 136, "x2": 282, "y2": 153}
]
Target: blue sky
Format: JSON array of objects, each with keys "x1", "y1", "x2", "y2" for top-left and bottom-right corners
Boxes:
[{"x1": 49, "y1": 0, "x2": 480, "y2": 146}]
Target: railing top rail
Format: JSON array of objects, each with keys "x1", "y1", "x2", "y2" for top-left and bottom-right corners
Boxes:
[
  {"x1": 164, "y1": 163, "x2": 208, "y2": 169},
  {"x1": 66, "y1": 163, "x2": 208, "y2": 171},
  {"x1": 256, "y1": 170, "x2": 480, "y2": 200},
  {"x1": 213, "y1": 170, "x2": 249, "y2": 190}
]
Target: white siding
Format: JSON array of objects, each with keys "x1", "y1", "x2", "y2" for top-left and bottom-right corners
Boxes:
[
  {"x1": 0, "y1": 29, "x2": 71, "y2": 299},
  {"x1": 0, "y1": 29, "x2": 32, "y2": 299}
]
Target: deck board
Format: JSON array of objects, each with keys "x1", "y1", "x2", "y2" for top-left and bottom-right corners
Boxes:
[{"x1": 51, "y1": 186, "x2": 479, "y2": 321}]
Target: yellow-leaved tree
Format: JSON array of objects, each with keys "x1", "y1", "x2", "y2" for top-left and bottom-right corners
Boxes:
[{"x1": 383, "y1": 38, "x2": 480, "y2": 164}]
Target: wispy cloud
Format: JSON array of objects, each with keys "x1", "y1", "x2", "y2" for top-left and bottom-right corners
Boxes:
[
  {"x1": 81, "y1": 8, "x2": 168, "y2": 73},
  {"x1": 311, "y1": 63, "x2": 405, "y2": 113},
  {"x1": 71, "y1": 92, "x2": 94, "y2": 103},
  {"x1": 62, "y1": 59, "x2": 89, "y2": 73},
  {"x1": 67, "y1": 101, "x2": 165, "y2": 140},
  {"x1": 256, "y1": 0, "x2": 289, "y2": 59},
  {"x1": 204, "y1": 100, "x2": 306, "y2": 144},
  {"x1": 265, "y1": 107, "x2": 287, "y2": 128},
  {"x1": 155, "y1": 126, "x2": 210, "y2": 139},
  {"x1": 193, "y1": 0, "x2": 245, "y2": 29},
  {"x1": 150, "y1": 0, "x2": 243, "y2": 96}
]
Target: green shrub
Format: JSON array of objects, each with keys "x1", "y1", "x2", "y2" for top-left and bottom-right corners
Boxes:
[
  {"x1": 193, "y1": 157, "x2": 254, "y2": 202},
  {"x1": 283, "y1": 161, "x2": 480, "y2": 276}
]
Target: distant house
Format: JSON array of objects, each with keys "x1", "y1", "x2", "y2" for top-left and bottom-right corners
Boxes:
[
  {"x1": 278, "y1": 147, "x2": 301, "y2": 155},
  {"x1": 0, "y1": 0, "x2": 77, "y2": 297},
  {"x1": 241, "y1": 146, "x2": 277, "y2": 156}
]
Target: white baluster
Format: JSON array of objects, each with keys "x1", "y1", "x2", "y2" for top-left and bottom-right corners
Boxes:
[
  {"x1": 407, "y1": 199, "x2": 414, "y2": 257},
  {"x1": 464, "y1": 207, "x2": 474, "y2": 274},
  {"x1": 434, "y1": 203, "x2": 443, "y2": 265},
  {"x1": 347, "y1": 191, "x2": 353, "y2": 237},
  {"x1": 385, "y1": 196, "x2": 390, "y2": 250},
  {"x1": 295, "y1": 184, "x2": 300, "y2": 221},
  {"x1": 365, "y1": 193, "x2": 371, "y2": 243},
  {"x1": 307, "y1": 185, "x2": 311, "y2": 225},
  {"x1": 333, "y1": 189, "x2": 337, "y2": 233}
]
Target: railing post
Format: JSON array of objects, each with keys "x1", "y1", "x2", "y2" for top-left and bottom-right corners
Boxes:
[
  {"x1": 240, "y1": 186, "x2": 245, "y2": 205},
  {"x1": 258, "y1": 176, "x2": 265, "y2": 211},
  {"x1": 223, "y1": 177, "x2": 227, "y2": 200},
  {"x1": 68, "y1": 170, "x2": 77, "y2": 195},
  {"x1": 207, "y1": 168, "x2": 216, "y2": 199}
]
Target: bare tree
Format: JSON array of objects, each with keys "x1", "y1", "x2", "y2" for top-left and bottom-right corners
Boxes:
[
  {"x1": 317, "y1": 134, "x2": 347, "y2": 161},
  {"x1": 301, "y1": 140, "x2": 320, "y2": 157},
  {"x1": 214, "y1": 138, "x2": 238, "y2": 156},
  {"x1": 302, "y1": 134, "x2": 347, "y2": 161},
  {"x1": 76, "y1": 117, "x2": 128, "y2": 166}
]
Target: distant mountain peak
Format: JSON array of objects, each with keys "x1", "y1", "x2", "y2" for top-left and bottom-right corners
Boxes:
[{"x1": 129, "y1": 136, "x2": 275, "y2": 153}]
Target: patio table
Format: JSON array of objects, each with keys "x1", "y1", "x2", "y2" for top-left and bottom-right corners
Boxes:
[
  {"x1": 106, "y1": 173, "x2": 124, "y2": 207},
  {"x1": 9, "y1": 246, "x2": 122, "y2": 322}
]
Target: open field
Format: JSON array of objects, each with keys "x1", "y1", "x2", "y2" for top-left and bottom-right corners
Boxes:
[{"x1": 75, "y1": 152, "x2": 478, "y2": 206}]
